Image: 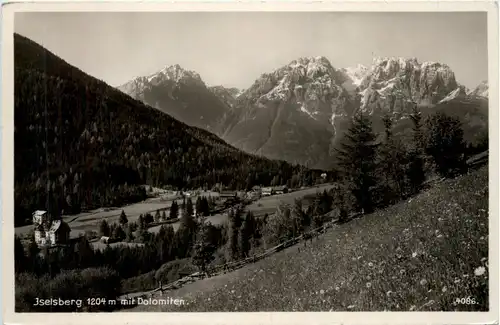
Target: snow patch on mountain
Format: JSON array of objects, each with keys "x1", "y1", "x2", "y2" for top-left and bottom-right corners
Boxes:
[
  {"x1": 439, "y1": 86, "x2": 467, "y2": 103},
  {"x1": 299, "y1": 102, "x2": 318, "y2": 120},
  {"x1": 343, "y1": 64, "x2": 369, "y2": 87}
]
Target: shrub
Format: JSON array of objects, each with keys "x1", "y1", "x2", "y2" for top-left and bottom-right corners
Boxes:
[{"x1": 154, "y1": 258, "x2": 196, "y2": 284}]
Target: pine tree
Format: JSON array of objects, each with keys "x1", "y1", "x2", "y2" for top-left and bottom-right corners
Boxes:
[
  {"x1": 332, "y1": 183, "x2": 352, "y2": 223},
  {"x1": 200, "y1": 197, "x2": 210, "y2": 216},
  {"x1": 238, "y1": 211, "x2": 255, "y2": 258},
  {"x1": 161, "y1": 210, "x2": 167, "y2": 221},
  {"x1": 125, "y1": 223, "x2": 135, "y2": 242},
  {"x1": 143, "y1": 213, "x2": 154, "y2": 225},
  {"x1": 227, "y1": 206, "x2": 243, "y2": 260},
  {"x1": 186, "y1": 197, "x2": 194, "y2": 217},
  {"x1": 99, "y1": 220, "x2": 110, "y2": 237},
  {"x1": 291, "y1": 199, "x2": 310, "y2": 234},
  {"x1": 192, "y1": 218, "x2": 216, "y2": 274},
  {"x1": 175, "y1": 207, "x2": 198, "y2": 258},
  {"x1": 407, "y1": 106, "x2": 426, "y2": 194},
  {"x1": 113, "y1": 225, "x2": 126, "y2": 241},
  {"x1": 138, "y1": 214, "x2": 146, "y2": 230},
  {"x1": 195, "y1": 197, "x2": 202, "y2": 216},
  {"x1": 335, "y1": 113, "x2": 379, "y2": 213},
  {"x1": 377, "y1": 114, "x2": 408, "y2": 204},
  {"x1": 119, "y1": 210, "x2": 128, "y2": 225},
  {"x1": 154, "y1": 210, "x2": 161, "y2": 223},
  {"x1": 75, "y1": 235, "x2": 94, "y2": 266},
  {"x1": 425, "y1": 112, "x2": 467, "y2": 177},
  {"x1": 169, "y1": 201, "x2": 178, "y2": 220}
]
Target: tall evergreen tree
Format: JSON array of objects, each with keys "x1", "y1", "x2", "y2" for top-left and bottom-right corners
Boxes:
[
  {"x1": 169, "y1": 201, "x2": 179, "y2": 220},
  {"x1": 112, "y1": 225, "x2": 126, "y2": 241},
  {"x1": 192, "y1": 218, "x2": 217, "y2": 274},
  {"x1": 156, "y1": 225, "x2": 173, "y2": 263},
  {"x1": 75, "y1": 235, "x2": 94, "y2": 267},
  {"x1": 175, "y1": 207, "x2": 198, "y2": 258},
  {"x1": 119, "y1": 210, "x2": 128, "y2": 225},
  {"x1": 335, "y1": 113, "x2": 379, "y2": 213},
  {"x1": 291, "y1": 199, "x2": 310, "y2": 234},
  {"x1": 377, "y1": 114, "x2": 408, "y2": 204},
  {"x1": 186, "y1": 197, "x2": 194, "y2": 217},
  {"x1": 143, "y1": 213, "x2": 154, "y2": 225},
  {"x1": 238, "y1": 211, "x2": 256, "y2": 258},
  {"x1": 425, "y1": 112, "x2": 468, "y2": 177},
  {"x1": 200, "y1": 197, "x2": 210, "y2": 216},
  {"x1": 195, "y1": 197, "x2": 202, "y2": 216},
  {"x1": 125, "y1": 223, "x2": 135, "y2": 242},
  {"x1": 227, "y1": 206, "x2": 243, "y2": 260},
  {"x1": 407, "y1": 106, "x2": 426, "y2": 194},
  {"x1": 99, "y1": 220, "x2": 110, "y2": 237},
  {"x1": 154, "y1": 210, "x2": 161, "y2": 223}
]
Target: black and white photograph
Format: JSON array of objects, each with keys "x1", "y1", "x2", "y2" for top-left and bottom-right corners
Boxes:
[{"x1": 1, "y1": 1, "x2": 498, "y2": 323}]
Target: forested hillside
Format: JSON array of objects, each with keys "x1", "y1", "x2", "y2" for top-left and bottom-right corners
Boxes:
[{"x1": 14, "y1": 34, "x2": 318, "y2": 226}]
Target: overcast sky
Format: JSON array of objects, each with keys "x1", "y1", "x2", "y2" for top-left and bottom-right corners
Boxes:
[{"x1": 15, "y1": 12, "x2": 488, "y2": 90}]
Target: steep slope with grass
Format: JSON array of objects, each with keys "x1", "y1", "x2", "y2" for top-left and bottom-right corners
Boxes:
[{"x1": 131, "y1": 166, "x2": 488, "y2": 312}]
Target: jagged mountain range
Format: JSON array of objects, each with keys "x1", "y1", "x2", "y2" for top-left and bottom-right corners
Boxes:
[{"x1": 119, "y1": 56, "x2": 488, "y2": 169}]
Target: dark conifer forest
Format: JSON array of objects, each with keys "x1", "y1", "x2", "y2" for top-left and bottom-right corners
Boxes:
[{"x1": 14, "y1": 33, "x2": 319, "y2": 226}]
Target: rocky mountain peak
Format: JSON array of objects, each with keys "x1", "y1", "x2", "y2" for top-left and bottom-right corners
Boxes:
[
  {"x1": 241, "y1": 56, "x2": 345, "y2": 106},
  {"x1": 350, "y1": 57, "x2": 459, "y2": 114},
  {"x1": 370, "y1": 57, "x2": 420, "y2": 82},
  {"x1": 468, "y1": 80, "x2": 488, "y2": 98},
  {"x1": 118, "y1": 64, "x2": 206, "y2": 99},
  {"x1": 147, "y1": 64, "x2": 204, "y2": 86}
]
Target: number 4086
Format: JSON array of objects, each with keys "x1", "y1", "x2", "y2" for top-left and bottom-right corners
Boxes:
[{"x1": 455, "y1": 297, "x2": 477, "y2": 305}]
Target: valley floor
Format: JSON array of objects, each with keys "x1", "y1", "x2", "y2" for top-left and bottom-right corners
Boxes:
[
  {"x1": 15, "y1": 183, "x2": 337, "y2": 250},
  {"x1": 128, "y1": 166, "x2": 489, "y2": 312}
]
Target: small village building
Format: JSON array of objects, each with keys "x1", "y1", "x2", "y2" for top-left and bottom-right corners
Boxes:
[
  {"x1": 32, "y1": 210, "x2": 47, "y2": 225},
  {"x1": 261, "y1": 187, "x2": 273, "y2": 196},
  {"x1": 273, "y1": 185, "x2": 288, "y2": 195},
  {"x1": 33, "y1": 210, "x2": 71, "y2": 247},
  {"x1": 100, "y1": 236, "x2": 110, "y2": 244}
]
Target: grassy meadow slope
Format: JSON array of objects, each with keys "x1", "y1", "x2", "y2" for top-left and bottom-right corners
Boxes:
[{"x1": 132, "y1": 165, "x2": 488, "y2": 312}]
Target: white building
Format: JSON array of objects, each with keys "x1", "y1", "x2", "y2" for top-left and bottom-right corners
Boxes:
[{"x1": 33, "y1": 210, "x2": 70, "y2": 247}]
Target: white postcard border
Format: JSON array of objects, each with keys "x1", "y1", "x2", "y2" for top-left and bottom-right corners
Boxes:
[{"x1": 1, "y1": 1, "x2": 498, "y2": 324}]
